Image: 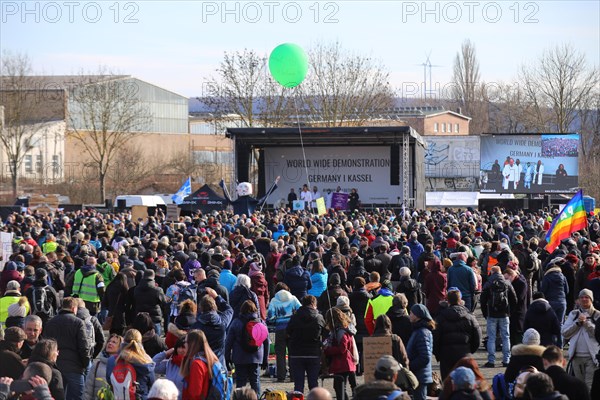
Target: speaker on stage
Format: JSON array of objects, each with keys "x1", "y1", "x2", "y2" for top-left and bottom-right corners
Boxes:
[{"x1": 390, "y1": 144, "x2": 400, "y2": 186}]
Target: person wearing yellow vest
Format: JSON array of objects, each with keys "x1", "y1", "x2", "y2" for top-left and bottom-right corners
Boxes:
[
  {"x1": 364, "y1": 280, "x2": 395, "y2": 335},
  {"x1": 41, "y1": 234, "x2": 58, "y2": 254},
  {"x1": 0, "y1": 281, "x2": 30, "y2": 328},
  {"x1": 71, "y1": 257, "x2": 105, "y2": 316}
]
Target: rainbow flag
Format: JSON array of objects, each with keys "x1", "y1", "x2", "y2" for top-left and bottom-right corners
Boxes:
[{"x1": 545, "y1": 190, "x2": 588, "y2": 253}]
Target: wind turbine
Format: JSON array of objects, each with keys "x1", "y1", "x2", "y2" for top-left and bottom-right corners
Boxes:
[{"x1": 417, "y1": 52, "x2": 443, "y2": 100}]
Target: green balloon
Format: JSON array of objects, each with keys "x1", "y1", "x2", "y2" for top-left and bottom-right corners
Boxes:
[{"x1": 268, "y1": 43, "x2": 308, "y2": 88}]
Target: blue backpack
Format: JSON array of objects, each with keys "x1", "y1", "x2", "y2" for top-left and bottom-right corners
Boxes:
[
  {"x1": 492, "y1": 372, "x2": 512, "y2": 400},
  {"x1": 197, "y1": 356, "x2": 233, "y2": 400}
]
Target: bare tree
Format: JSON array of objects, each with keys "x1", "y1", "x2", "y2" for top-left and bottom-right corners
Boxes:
[
  {"x1": 107, "y1": 144, "x2": 161, "y2": 197},
  {"x1": 519, "y1": 43, "x2": 599, "y2": 133},
  {"x1": 450, "y1": 40, "x2": 490, "y2": 134},
  {"x1": 298, "y1": 41, "x2": 394, "y2": 126},
  {"x1": 0, "y1": 51, "x2": 50, "y2": 197},
  {"x1": 67, "y1": 69, "x2": 150, "y2": 202},
  {"x1": 204, "y1": 49, "x2": 291, "y2": 128}
]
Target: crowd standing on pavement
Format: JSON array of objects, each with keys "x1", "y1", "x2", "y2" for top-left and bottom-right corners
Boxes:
[{"x1": 0, "y1": 204, "x2": 600, "y2": 399}]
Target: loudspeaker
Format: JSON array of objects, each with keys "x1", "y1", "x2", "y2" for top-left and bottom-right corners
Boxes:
[
  {"x1": 390, "y1": 145, "x2": 400, "y2": 186},
  {"x1": 237, "y1": 146, "x2": 250, "y2": 183},
  {"x1": 117, "y1": 199, "x2": 126, "y2": 210}
]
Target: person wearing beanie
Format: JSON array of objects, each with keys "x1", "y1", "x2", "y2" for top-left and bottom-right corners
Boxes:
[
  {"x1": 248, "y1": 262, "x2": 269, "y2": 320},
  {"x1": 447, "y1": 252, "x2": 477, "y2": 311},
  {"x1": 389, "y1": 245, "x2": 415, "y2": 282},
  {"x1": 219, "y1": 259, "x2": 237, "y2": 294},
  {"x1": 541, "y1": 261, "x2": 569, "y2": 346},
  {"x1": 0, "y1": 261, "x2": 23, "y2": 296},
  {"x1": 0, "y1": 326, "x2": 27, "y2": 379},
  {"x1": 5, "y1": 297, "x2": 29, "y2": 328},
  {"x1": 433, "y1": 287, "x2": 482, "y2": 379},
  {"x1": 134, "y1": 267, "x2": 167, "y2": 336},
  {"x1": 24, "y1": 268, "x2": 60, "y2": 325},
  {"x1": 385, "y1": 294, "x2": 413, "y2": 349},
  {"x1": 68, "y1": 256, "x2": 105, "y2": 316},
  {"x1": 317, "y1": 272, "x2": 348, "y2": 315},
  {"x1": 503, "y1": 328, "x2": 546, "y2": 383},
  {"x1": 395, "y1": 267, "x2": 423, "y2": 311},
  {"x1": 0, "y1": 280, "x2": 30, "y2": 328},
  {"x1": 447, "y1": 367, "x2": 480, "y2": 399},
  {"x1": 562, "y1": 288, "x2": 600, "y2": 388},
  {"x1": 575, "y1": 253, "x2": 597, "y2": 295},
  {"x1": 523, "y1": 292, "x2": 562, "y2": 346},
  {"x1": 406, "y1": 304, "x2": 435, "y2": 400}
]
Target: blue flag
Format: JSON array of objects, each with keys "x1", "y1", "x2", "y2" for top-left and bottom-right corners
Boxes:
[{"x1": 172, "y1": 177, "x2": 191, "y2": 205}]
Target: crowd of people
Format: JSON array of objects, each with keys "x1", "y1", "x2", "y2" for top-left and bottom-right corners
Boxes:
[{"x1": 1, "y1": 204, "x2": 600, "y2": 400}]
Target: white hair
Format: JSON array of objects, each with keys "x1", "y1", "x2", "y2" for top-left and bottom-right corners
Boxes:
[
  {"x1": 234, "y1": 274, "x2": 251, "y2": 289},
  {"x1": 147, "y1": 379, "x2": 178, "y2": 400}
]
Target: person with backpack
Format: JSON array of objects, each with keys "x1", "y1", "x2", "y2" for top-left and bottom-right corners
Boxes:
[
  {"x1": 166, "y1": 300, "x2": 197, "y2": 349},
  {"x1": 75, "y1": 298, "x2": 105, "y2": 361},
  {"x1": 229, "y1": 274, "x2": 260, "y2": 320},
  {"x1": 481, "y1": 266, "x2": 517, "y2": 368},
  {"x1": 224, "y1": 299, "x2": 269, "y2": 395},
  {"x1": 323, "y1": 307, "x2": 358, "y2": 400},
  {"x1": 25, "y1": 268, "x2": 60, "y2": 326},
  {"x1": 44, "y1": 297, "x2": 92, "y2": 400},
  {"x1": 106, "y1": 329, "x2": 156, "y2": 400},
  {"x1": 181, "y1": 329, "x2": 232, "y2": 400},
  {"x1": 395, "y1": 267, "x2": 423, "y2": 310},
  {"x1": 166, "y1": 269, "x2": 194, "y2": 322}
]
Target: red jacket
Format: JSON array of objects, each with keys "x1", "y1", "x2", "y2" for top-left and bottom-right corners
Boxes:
[
  {"x1": 182, "y1": 359, "x2": 210, "y2": 400},
  {"x1": 250, "y1": 273, "x2": 269, "y2": 320},
  {"x1": 424, "y1": 258, "x2": 447, "y2": 316},
  {"x1": 324, "y1": 329, "x2": 356, "y2": 374}
]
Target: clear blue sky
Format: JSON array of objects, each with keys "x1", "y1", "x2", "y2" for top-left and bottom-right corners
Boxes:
[{"x1": 2, "y1": 1, "x2": 599, "y2": 97}]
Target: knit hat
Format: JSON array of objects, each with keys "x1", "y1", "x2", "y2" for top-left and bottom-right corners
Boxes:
[
  {"x1": 6, "y1": 280, "x2": 20, "y2": 292},
  {"x1": 381, "y1": 279, "x2": 394, "y2": 291},
  {"x1": 450, "y1": 367, "x2": 476, "y2": 389},
  {"x1": 579, "y1": 288, "x2": 594, "y2": 301},
  {"x1": 223, "y1": 260, "x2": 233, "y2": 270},
  {"x1": 248, "y1": 262, "x2": 262, "y2": 277},
  {"x1": 8, "y1": 302, "x2": 27, "y2": 318},
  {"x1": 35, "y1": 268, "x2": 48, "y2": 280},
  {"x1": 522, "y1": 328, "x2": 541, "y2": 345},
  {"x1": 410, "y1": 303, "x2": 432, "y2": 321},
  {"x1": 329, "y1": 273, "x2": 341, "y2": 286},
  {"x1": 5, "y1": 261, "x2": 17, "y2": 271},
  {"x1": 4, "y1": 327, "x2": 26, "y2": 343},
  {"x1": 336, "y1": 296, "x2": 350, "y2": 308},
  {"x1": 399, "y1": 267, "x2": 411, "y2": 277},
  {"x1": 443, "y1": 258, "x2": 453, "y2": 269}
]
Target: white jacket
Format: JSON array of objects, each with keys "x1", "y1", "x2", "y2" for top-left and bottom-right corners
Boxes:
[{"x1": 562, "y1": 306, "x2": 600, "y2": 365}]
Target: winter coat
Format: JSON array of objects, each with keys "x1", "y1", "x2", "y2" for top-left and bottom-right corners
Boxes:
[
  {"x1": 182, "y1": 356, "x2": 210, "y2": 400},
  {"x1": 544, "y1": 365, "x2": 591, "y2": 400},
  {"x1": 283, "y1": 264, "x2": 312, "y2": 300},
  {"x1": 509, "y1": 274, "x2": 529, "y2": 332},
  {"x1": 353, "y1": 379, "x2": 405, "y2": 400},
  {"x1": 229, "y1": 285, "x2": 260, "y2": 320},
  {"x1": 447, "y1": 390, "x2": 484, "y2": 400},
  {"x1": 196, "y1": 277, "x2": 229, "y2": 303},
  {"x1": 287, "y1": 305, "x2": 326, "y2": 357},
  {"x1": 250, "y1": 273, "x2": 269, "y2": 320},
  {"x1": 324, "y1": 328, "x2": 356, "y2": 374},
  {"x1": 266, "y1": 290, "x2": 301, "y2": 331},
  {"x1": 142, "y1": 330, "x2": 168, "y2": 357},
  {"x1": 434, "y1": 304, "x2": 481, "y2": 378},
  {"x1": 102, "y1": 279, "x2": 128, "y2": 335},
  {"x1": 0, "y1": 341, "x2": 25, "y2": 379},
  {"x1": 83, "y1": 351, "x2": 110, "y2": 400},
  {"x1": 541, "y1": 267, "x2": 569, "y2": 304},
  {"x1": 44, "y1": 310, "x2": 92, "y2": 374},
  {"x1": 25, "y1": 279, "x2": 60, "y2": 323},
  {"x1": 562, "y1": 306, "x2": 600, "y2": 364},
  {"x1": 347, "y1": 257, "x2": 368, "y2": 286},
  {"x1": 106, "y1": 353, "x2": 156, "y2": 400},
  {"x1": 133, "y1": 278, "x2": 166, "y2": 323},
  {"x1": 406, "y1": 319, "x2": 433, "y2": 384},
  {"x1": 191, "y1": 295, "x2": 233, "y2": 366},
  {"x1": 364, "y1": 288, "x2": 394, "y2": 335},
  {"x1": 395, "y1": 276, "x2": 422, "y2": 310},
  {"x1": 308, "y1": 270, "x2": 328, "y2": 297},
  {"x1": 386, "y1": 306, "x2": 413, "y2": 348},
  {"x1": 76, "y1": 306, "x2": 105, "y2": 359},
  {"x1": 524, "y1": 299, "x2": 561, "y2": 346},
  {"x1": 423, "y1": 258, "x2": 447, "y2": 316},
  {"x1": 224, "y1": 312, "x2": 269, "y2": 365},
  {"x1": 0, "y1": 270, "x2": 22, "y2": 296},
  {"x1": 317, "y1": 285, "x2": 348, "y2": 315},
  {"x1": 447, "y1": 260, "x2": 477, "y2": 300},
  {"x1": 348, "y1": 288, "x2": 371, "y2": 342},
  {"x1": 481, "y1": 273, "x2": 518, "y2": 318},
  {"x1": 152, "y1": 351, "x2": 184, "y2": 399},
  {"x1": 504, "y1": 343, "x2": 545, "y2": 383},
  {"x1": 407, "y1": 239, "x2": 424, "y2": 264}
]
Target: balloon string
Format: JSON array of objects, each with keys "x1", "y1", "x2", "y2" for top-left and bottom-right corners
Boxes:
[{"x1": 293, "y1": 90, "x2": 313, "y2": 212}]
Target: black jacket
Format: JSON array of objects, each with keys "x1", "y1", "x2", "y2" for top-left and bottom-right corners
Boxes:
[
  {"x1": 504, "y1": 343, "x2": 545, "y2": 383},
  {"x1": 386, "y1": 306, "x2": 413, "y2": 348},
  {"x1": 509, "y1": 274, "x2": 529, "y2": 331},
  {"x1": 133, "y1": 278, "x2": 166, "y2": 323},
  {"x1": 544, "y1": 365, "x2": 591, "y2": 400},
  {"x1": 197, "y1": 277, "x2": 229, "y2": 302},
  {"x1": 347, "y1": 256, "x2": 368, "y2": 286},
  {"x1": 0, "y1": 341, "x2": 25, "y2": 379},
  {"x1": 523, "y1": 299, "x2": 561, "y2": 346},
  {"x1": 396, "y1": 277, "x2": 423, "y2": 310},
  {"x1": 433, "y1": 304, "x2": 481, "y2": 378},
  {"x1": 481, "y1": 273, "x2": 517, "y2": 318},
  {"x1": 348, "y1": 288, "x2": 372, "y2": 340},
  {"x1": 44, "y1": 310, "x2": 92, "y2": 373},
  {"x1": 287, "y1": 305, "x2": 325, "y2": 357}
]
